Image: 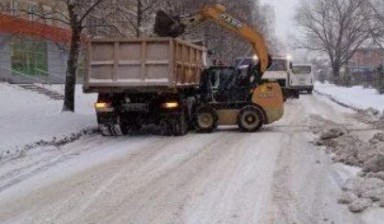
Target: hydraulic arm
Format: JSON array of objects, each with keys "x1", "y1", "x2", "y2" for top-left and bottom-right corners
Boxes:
[{"x1": 154, "y1": 4, "x2": 271, "y2": 73}]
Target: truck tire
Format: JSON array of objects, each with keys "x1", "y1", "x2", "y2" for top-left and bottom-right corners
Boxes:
[
  {"x1": 99, "y1": 124, "x2": 112, "y2": 136},
  {"x1": 160, "y1": 109, "x2": 189, "y2": 136},
  {"x1": 295, "y1": 91, "x2": 300, "y2": 99},
  {"x1": 111, "y1": 124, "x2": 124, "y2": 136},
  {"x1": 237, "y1": 106, "x2": 263, "y2": 132},
  {"x1": 117, "y1": 117, "x2": 130, "y2": 136},
  {"x1": 171, "y1": 110, "x2": 189, "y2": 136},
  {"x1": 97, "y1": 114, "x2": 126, "y2": 137},
  {"x1": 194, "y1": 105, "x2": 218, "y2": 133},
  {"x1": 160, "y1": 120, "x2": 172, "y2": 136}
]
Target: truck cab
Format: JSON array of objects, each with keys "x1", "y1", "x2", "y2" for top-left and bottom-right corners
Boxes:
[
  {"x1": 290, "y1": 64, "x2": 314, "y2": 94},
  {"x1": 262, "y1": 56, "x2": 292, "y2": 88}
]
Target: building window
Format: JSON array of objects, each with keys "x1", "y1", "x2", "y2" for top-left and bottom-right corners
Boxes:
[{"x1": 10, "y1": 36, "x2": 48, "y2": 76}]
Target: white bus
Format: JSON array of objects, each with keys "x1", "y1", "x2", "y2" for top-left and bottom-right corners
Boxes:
[{"x1": 291, "y1": 64, "x2": 314, "y2": 94}]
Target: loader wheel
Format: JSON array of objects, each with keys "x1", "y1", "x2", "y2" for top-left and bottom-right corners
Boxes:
[
  {"x1": 237, "y1": 106, "x2": 263, "y2": 132},
  {"x1": 194, "y1": 105, "x2": 218, "y2": 133}
]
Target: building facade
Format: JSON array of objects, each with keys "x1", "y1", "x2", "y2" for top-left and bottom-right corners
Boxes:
[
  {"x1": 0, "y1": 0, "x2": 71, "y2": 84},
  {"x1": 349, "y1": 48, "x2": 384, "y2": 83}
]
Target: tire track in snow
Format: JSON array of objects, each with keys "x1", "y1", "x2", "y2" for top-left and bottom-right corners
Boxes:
[
  {"x1": 71, "y1": 133, "x2": 240, "y2": 224},
  {"x1": 72, "y1": 135, "x2": 201, "y2": 217},
  {"x1": 0, "y1": 135, "x2": 189, "y2": 223},
  {"x1": 0, "y1": 135, "x2": 104, "y2": 193}
]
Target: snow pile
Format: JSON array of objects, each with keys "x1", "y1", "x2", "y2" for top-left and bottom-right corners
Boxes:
[
  {"x1": 355, "y1": 108, "x2": 384, "y2": 128},
  {"x1": 315, "y1": 82, "x2": 384, "y2": 112},
  {"x1": 316, "y1": 128, "x2": 375, "y2": 167},
  {"x1": 316, "y1": 127, "x2": 384, "y2": 212},
  {"x1": 1, "y1": 128, "x2": 98, "y2": 161},
  {"x1": 348, "y1": 198, "x2": 373, "y2": 213},
  {"x1": 0, "y1": 83, "x2": 97, "y2": 159},
  {"x1": 312, "y1": 115, "x2": 384, "y2": 212},
  {"x1": 339, "y1": 177, "x2": 384, "y2": 212}
]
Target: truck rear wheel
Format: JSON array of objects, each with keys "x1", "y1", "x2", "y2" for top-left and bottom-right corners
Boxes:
[
  {"x1": 237, "y1": 106, "x2": 263, "y2": 132},
  {"x1": 171, "y1": 110, "x2": 188, "y2": 136},
  {"x1": 160, "y1": 108, "x2": 189, "y2": 136},
  {"x1": 99, "y1": 124, "x2": 112, "y2": 136},
  {"x1": 97, "y1": 114, "x2": 127, "y2": 137},
  {"x1": 194, "y1": 105, "x2": 218, "y2": 133}
]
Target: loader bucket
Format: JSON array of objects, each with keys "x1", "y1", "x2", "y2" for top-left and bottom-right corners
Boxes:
[{"x1": 154, "y1": 10, "x2": 186, "y2": 37}]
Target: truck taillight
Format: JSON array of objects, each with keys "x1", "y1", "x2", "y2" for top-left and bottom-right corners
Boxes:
[
  {"x1": 161, "y1": 101, "x2": 179, "y2": 109},
  {"x1": 95, "y1": 102, "x2": 114, "y2": 112}
]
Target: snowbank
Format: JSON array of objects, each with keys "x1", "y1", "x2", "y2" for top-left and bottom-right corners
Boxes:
[
  {"x1": 315, "y1": 82, "x2": 384, "y2": 112},
  {"x1": 0, "y1": 83, "x2": 97, "y2": 158},
  {"x1": 313, "y1": 116, "x2": 384, "y2": 213}
]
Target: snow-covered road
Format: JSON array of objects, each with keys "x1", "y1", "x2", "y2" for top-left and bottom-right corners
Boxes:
[{"x1": 0, "y1": 94, "x2": 382, "y2": 224}]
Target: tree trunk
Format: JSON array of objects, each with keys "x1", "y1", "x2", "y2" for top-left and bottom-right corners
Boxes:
[
  {"x1": 136, "y1": 0, "x2": 142, "y2": 37},
  {"x1": 331, "y1": 62, "x2": 341, "y2": 84},
  {"x1": 63, "y1": 27, "x2": 82, "y2": 112}
]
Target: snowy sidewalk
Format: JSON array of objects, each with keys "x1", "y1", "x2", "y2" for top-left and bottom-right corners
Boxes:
[
  {"x1": 0, "y1": 83, "x2": 97, "y2": 158},
  {"x1": 315, "y1": 82, "x2": 384, "y2": 112}
]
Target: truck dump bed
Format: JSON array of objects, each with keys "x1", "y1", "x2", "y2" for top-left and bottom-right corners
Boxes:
[{"x1": 84, "y1": 38, "x2": 206, "y2": 93}]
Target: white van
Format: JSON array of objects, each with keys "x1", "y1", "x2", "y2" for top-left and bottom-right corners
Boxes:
[{"x1": 290, "y1": 64, "x2": 314, "y2": 94}]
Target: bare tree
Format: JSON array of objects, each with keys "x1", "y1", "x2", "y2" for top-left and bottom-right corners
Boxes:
[
  {"x1": 367, "y1": 0, "x2": 384, "y2": 48},
  {"x1": 25, "y1": 0, "x2": 111, "y2": 111},
  {"x1": 295, "y1": 0, "x2": 373, "y2": 78},
  {"x1": 61, "y1": 1, "x2": 108, "y2": 112},
  {"x1": 102, "y1": 0, "x2": 168, "y2": 37}
]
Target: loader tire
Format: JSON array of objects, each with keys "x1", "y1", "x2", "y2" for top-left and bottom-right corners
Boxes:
[
  {"x1": 237, "y1": 106, "x2": 263, "y2": 132},
  {"x1": 194, "y1": 105, "x2": 218, "y2": 133}
]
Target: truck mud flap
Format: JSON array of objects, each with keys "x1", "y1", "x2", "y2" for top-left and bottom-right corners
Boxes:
[
  {"x1": 282, "y1": 88, "x2": 300, "y2": 100},
  {"x1": 99, "y1": 124, "x2": 124, "y2": 136}
]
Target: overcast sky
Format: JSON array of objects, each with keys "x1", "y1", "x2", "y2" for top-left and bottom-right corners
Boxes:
[{"x1": 260, "y1": 0, "x2": 301, "y2": 43}]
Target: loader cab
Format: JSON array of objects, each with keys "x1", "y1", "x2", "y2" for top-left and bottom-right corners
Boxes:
[{"x1": 199, "y1": 65, "x2": 259, "y2": 103}]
